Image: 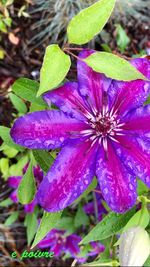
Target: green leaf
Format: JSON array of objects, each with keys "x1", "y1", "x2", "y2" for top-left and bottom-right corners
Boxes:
[
  {"x1": 5, "y1": 0, "x2": 14, "y2": 7},
  {"x1": 0, "y1": 126, "x2": 24, "y2": 151},
  {"x1": 80, "y1": 208, "x2": 135, "y2": 244},
  {"x1": 31, "y1": 211, "x2": 62, "y2": 248},
  {"x1": 116, "y1": 24, "x2": 130, "y2": 53},
  {"x1": 4, "y1": 17, "x2": 12, "y2": 27},
  {"x1": 29, "y1": 102, "x2": 47, "y2": 112},
  {"x1": 101, "y1": 43, "x2": 112, "y2": 53},
  {"x1": 17, "y1": 161, "x2": 36, "y2": 204},
  {"x1": 37, "y1": 44, "x2": 71, "y2": 96},
  {"x1": 123, "y1": 206, "x2": 149, "y2": 232},
  {"x1": 77, "y1": 243, "x2": 92, "y2": 259},
  {"x1": 8, "y1": 155, "x2": 29, "y2": 177},
  {"x1": 74, "y1": 205, "x2": 89, "y2": 228},
  {"x1": 5, "y1": 211, "x2": 19, "y2": 226},
  {"x1": 0, "y1": 198, "x2": 13, "y2": 207},
  {"x1": 3, "y1": 145, "x2": 18, "y2": 158},
  {"x1": 9, "y1": 93, "x2": 27, "y2": 114},
  {"x1": 32, "y1": 150, "x2": 54, "y2": 172},
  {"x1": 25, "y1": 213, "x2": 38, "y2": 246},
  {"x1": 0, "y1": 20, "x2": 7, "y2": 33},
  {"x1": 0, "y1": 48, "x2": 5, "y2": 59},
  {"x1": 84, "y1": 52, "x2": 147, "y2": 81},
  {"x1": 144, "y1": 255, "x2": 150, "y2": 267},
  {"x1": 67, "y1": 0, "x2": 116, "y2": 45},
  {"x1": 94, "y1": 242, "x2": 111, "y2": 263},
  {"x1": 0, "y1": 158, "x2": 9, "y2": 179},
  {"x1": 12, "y1": 78, "x2": 46, "y2": 106},
  {"x1": 55, "y1": 217, "x2": 75, "y2": 233},
  {"x1": 137, "y1": 179, "x2": 149, "y2": 196}
]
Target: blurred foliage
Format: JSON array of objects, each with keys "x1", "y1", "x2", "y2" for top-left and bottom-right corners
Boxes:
[
  {"x1": 29, "y1": 0, "x2": 95, "y2": 46},
  {"x1": 115, "y1": 0, "x2": 150, "y2": 22},
  {"x1": 0, "y1": 0, "x2": 13, "y2": 34},
  {"x1": 28, "y1": 0, "x2": 150, "y2": 47},
  {"x1": 116, "y1": 24, "x2": 130, "y2": 53}
]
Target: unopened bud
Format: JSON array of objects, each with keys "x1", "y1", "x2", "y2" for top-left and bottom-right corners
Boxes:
[{"x1": 119, "y1": 226, "x2": 150, "y2": 266}]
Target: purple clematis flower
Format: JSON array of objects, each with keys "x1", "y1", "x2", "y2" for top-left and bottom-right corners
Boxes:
[
  {"x1": 38, "y1": 228, "x2": 104, "y2": 262},
  {"x1": 38, "y1": 229, "x2": 81, "y2": 258},
  {"x1": 88, "y1": 241, "x2": 105, "y2": 257},
  {"x1": 8, "y1": 164, "x2": 43, "y2": 213},
  {"x1": 10, "y1": 50, "x2": 150, "y2": 213}
]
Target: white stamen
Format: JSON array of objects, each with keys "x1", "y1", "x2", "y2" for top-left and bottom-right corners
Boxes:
[
  {"x1": 91, "y1": 137, "x2": 98, "y2": 147},
  {"x1": 83, "y1": 111, "x2": 95, "y2": 121},
  {"x1": 109, "y1": 136, "x2": 120, "y2": 143},
  {"x1": 103, "y1": 138, "x2": 108, "y2": 152},
  {"x1": 116, "y1": 132, "x2": 125, "y2": 136},
  {"x1": 99, "y1": 137, "x2": 102, "y2": 144},
  {"x1": 113, "y1": 128, "x2": 124, "y2": 132},
  {"x1": 80, "y1": 129, "x2": 94, "y2": 135},
  {"x1": 117, "y1": 122, "x2": 125, "y2": 128},
  {"x1": 90, "y1": 135, "x2": 98, "y2": 141},
  {"x1": 109, "y1": 106, "x2": 115, "y2": 117},
  {"x1": 91, "y1": 106, "x2": 98, "y2": 116}
]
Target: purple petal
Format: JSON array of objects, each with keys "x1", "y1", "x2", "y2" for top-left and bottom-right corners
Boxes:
[
  {"x1": 33, "y1": 165, "x2": 44, "y2": 184},
  {"x1": 43, "y1": 82, "x2": 88, "y2": 120},
  {"x1": 38, "y1": 236, "x2": 55, "y2": 249},
  {"x1": 84, "y1": 200, "x2": 106, "y2": 220},
  {"x1": 123, "y1": 105, "x2": 150, "y2": 134},
  {"x1": 38, "y1": 229, "x2": 58, "y2": 249},
  {"x1": 66, "y1": 235, "x2": 81, "y2": 256},
  {"x1": 38, "y1": 238, "x2": 52, "y2": 249},
  {"x1": 84, "y1": 202, "x2": 95, "y2": 215},
  {"x1": 10, "y1": 110, "x2": 88, "y2": 150},
  {"x1": 24, "y1": 199, "x2": 37, "y2": 213},
  {"x1": 9, "y1": 190, "x2": 18, "y2": 203},
  {"x1": 23, "y1": 163, "x2": 29, "y2": 174},
  {"x1": 89, "y1": 242, "x2": 105, "y2": 256},
  {"x1": 77, "y1": 50, "x2": 112, "y2": 112},
  {"x1": 51, "y1": 243, "x2": 62, "y2": 257},
  {"x1": 109, "y1": 58, "x2": 150, "y2": 116},
  {"x1": 115, "y1": 135, "x2": 150, "y2": 187},
  {"x1": 37, "y1": 139, "x2": 98, "y2": 212},
  {"x1": 96, "y1": 141, "x2": 137, "y2": 213},
  {"x1": 8, "y1": 176, "x2": 22, "y2": 189}
]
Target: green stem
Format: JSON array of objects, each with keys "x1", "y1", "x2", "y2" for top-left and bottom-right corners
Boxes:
[
  {"x1": 138, "y1": 199, "x2": 146, "y2": 226},
  {"x1": 93, "y1": 192, "x2": 99, "y2": 223}
]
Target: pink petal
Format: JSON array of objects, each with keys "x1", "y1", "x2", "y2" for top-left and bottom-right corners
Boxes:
[
  {"x1": 43, "y1": 82, "x2": 88, "y2": 120},
  {"x1": 8, "y1": 176, "x2": 22, "y2": 188},
  {"x1": 24, "y1": 199, "x2": 37, "y2": 213},
  {"x1": 10, "y1": 190, "x2": 18, "y2": 203},
  {"x1": 10, "y1": 110, "x2": 88, "y2": 150},
  {"x1": 77, "y1": 50, "x2": 112, "y2": 113},
  {"x1": 115, "y1": 135, "x2": 150, "y2": 187},
  {"x1": 96, "y1": 140, "x2": 137, "y2": 213},
  {"x1": 123, "y1": 105, "x2": 150, "y2": 134},
  {"x1": 109, "y1": 58, "x2": 150, "y2": 116},
  {"x1": 37, "y1": 139, "x2": 98, "y2": 212}
]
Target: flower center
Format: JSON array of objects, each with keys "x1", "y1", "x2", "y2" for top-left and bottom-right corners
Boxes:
[
  {"x1": 75, "y1": 101, "x2": 125, "y2": 151},
  {"x1": 89, "y1": 114, "x2": 117, "y2": 138},
  {"x1": 94, "y1": 117, "x2": 114, "y2": 136}
]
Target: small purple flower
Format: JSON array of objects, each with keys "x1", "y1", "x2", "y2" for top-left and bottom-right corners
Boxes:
[
  {"x1": 38, "y1": 229, "x2": 81, "y2": 258},
  {"x1": 38, "y1": 228, "x2": 104, "y2": 261},
  {"x1": 84, "y1": 185, "x2": 106, "y2": 221},
  {"x1": 88, "y1": 241, "x2": 105, "y2": 257},
  {"x1": 8, "y1": 165, "x2": 43, "y2": 213},
  {"x1": 10, "y1": 50, "x2": 150, "y2": 213}
]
